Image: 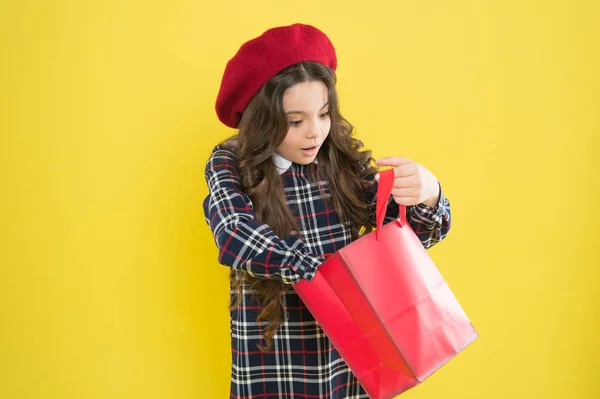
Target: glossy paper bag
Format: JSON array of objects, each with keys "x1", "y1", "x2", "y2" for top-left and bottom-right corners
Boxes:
[{"x1": 293, "y1": 169, "x2": 477, "y2": 399}]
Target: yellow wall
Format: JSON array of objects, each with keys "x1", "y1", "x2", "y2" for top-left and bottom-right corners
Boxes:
[{"x1": 1, "y1": 1, "x2": 598, "y2": 398}]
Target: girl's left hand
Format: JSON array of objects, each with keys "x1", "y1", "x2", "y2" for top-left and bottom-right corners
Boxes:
[{"x1": 375, "y1": 156, "x2": 440, "y2": 208}]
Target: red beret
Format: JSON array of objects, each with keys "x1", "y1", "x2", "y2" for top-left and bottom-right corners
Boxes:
[{"x1": 215, "y1": 23, "x2": 337, "y2": 128}]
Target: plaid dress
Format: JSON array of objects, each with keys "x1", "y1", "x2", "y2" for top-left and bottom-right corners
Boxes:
[{"x1": 203, "y1": 144, "x2": 452, "y2": 399}]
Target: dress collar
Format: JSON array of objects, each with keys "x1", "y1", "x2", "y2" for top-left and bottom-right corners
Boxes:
[
  {"x1": 272, "y1": 152, "x2": 318, "y2": 175},
  {"x1": 272, "y1": 152, "x2": 293, "y2": 175}
]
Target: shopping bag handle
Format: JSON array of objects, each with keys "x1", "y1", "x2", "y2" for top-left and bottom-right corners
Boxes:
[{"x1": 376, "y1": 168, "x2": 407, "y2": 240}]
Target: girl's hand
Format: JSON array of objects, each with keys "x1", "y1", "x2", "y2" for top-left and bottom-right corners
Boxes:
[{"x1": 375, "y1": 156, "x2": 440, "y2": 208}]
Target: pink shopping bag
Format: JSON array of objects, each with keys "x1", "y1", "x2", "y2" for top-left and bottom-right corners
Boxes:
[{"x1": 293, "y1": 168, "x2": 478, "y2": 399}]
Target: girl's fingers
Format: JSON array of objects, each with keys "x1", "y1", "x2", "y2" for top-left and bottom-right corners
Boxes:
[
  {"x1": 393, "y1": 196, "x2": 420, "y2": 206},
  {"x1": 391, "y1": 187, "x2": 419, "y2": 198},
  {"x1": 375, "y1": 157, "x2": 412, "y2": 167},
  {"x1": 393, "y1": 175, "x2": 420, "y2": 188},
  {"x1": 393, "y1": 162, "x2": 418, "y2": 177}
]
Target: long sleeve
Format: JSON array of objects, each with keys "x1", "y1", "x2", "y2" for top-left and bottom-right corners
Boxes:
[
  {"x1": 202, "y1": 145, "x2": 322, "y2": 284},
  {"x1": 363, "y1": 175, "x2": 452, "y2": 249}
]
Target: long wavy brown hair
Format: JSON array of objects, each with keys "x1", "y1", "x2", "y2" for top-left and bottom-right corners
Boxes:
[{"x1": 220, "y1": 61, "x2": 378, "y2": 351}]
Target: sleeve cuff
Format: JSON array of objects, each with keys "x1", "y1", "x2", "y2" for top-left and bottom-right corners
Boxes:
[
  {"x1": 412, "y1": 182, "x2": 446, "y2": 228},
  {"x1": 297, "y1": 255, "x2": 322, "y2": 282},
  {"x1": 281, "y1": 254, "x2": 321, "y2": 284}
]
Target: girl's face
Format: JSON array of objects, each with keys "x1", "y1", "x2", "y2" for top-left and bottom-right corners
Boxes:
[{"x1": 276, "y1": 80, "x2": 331, "y2": 165}]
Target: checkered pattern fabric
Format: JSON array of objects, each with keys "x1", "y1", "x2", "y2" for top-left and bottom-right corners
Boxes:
[{"x1": 203, "y1": 144, "x2": 452, "y2": 399}]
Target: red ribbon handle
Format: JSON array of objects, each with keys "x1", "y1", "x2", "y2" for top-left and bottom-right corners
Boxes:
[{"x1": 375, "y1": 168, "x2": 407, "y2": 240}]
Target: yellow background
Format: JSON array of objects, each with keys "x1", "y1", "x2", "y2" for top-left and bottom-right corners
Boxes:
[{"x1": 1, "y1": 0, "x2": 599, "y2": 398}]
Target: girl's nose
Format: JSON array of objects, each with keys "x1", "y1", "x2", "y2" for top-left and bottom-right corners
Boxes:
[{"x1": 305, "y1": 119, "x2": 320, "y2": 138}]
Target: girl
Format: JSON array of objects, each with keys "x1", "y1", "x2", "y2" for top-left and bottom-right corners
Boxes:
[{"x1": 203, "y1": 23, "x2": 451, "y2": 399}]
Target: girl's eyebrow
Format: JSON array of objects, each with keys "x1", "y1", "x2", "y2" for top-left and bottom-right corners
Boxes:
[{"x1": 285, "y1": 102, "x2": 329, "y2": 115}]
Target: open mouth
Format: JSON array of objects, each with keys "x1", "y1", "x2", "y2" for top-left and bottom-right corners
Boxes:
[{"x1": 302, "y1": 146, "x2": 317, "y2": 151}]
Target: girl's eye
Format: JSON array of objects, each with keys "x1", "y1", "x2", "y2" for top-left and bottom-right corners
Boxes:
[{"x1": 289, "y1": 112, "x2": 329, "y2": 127}]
